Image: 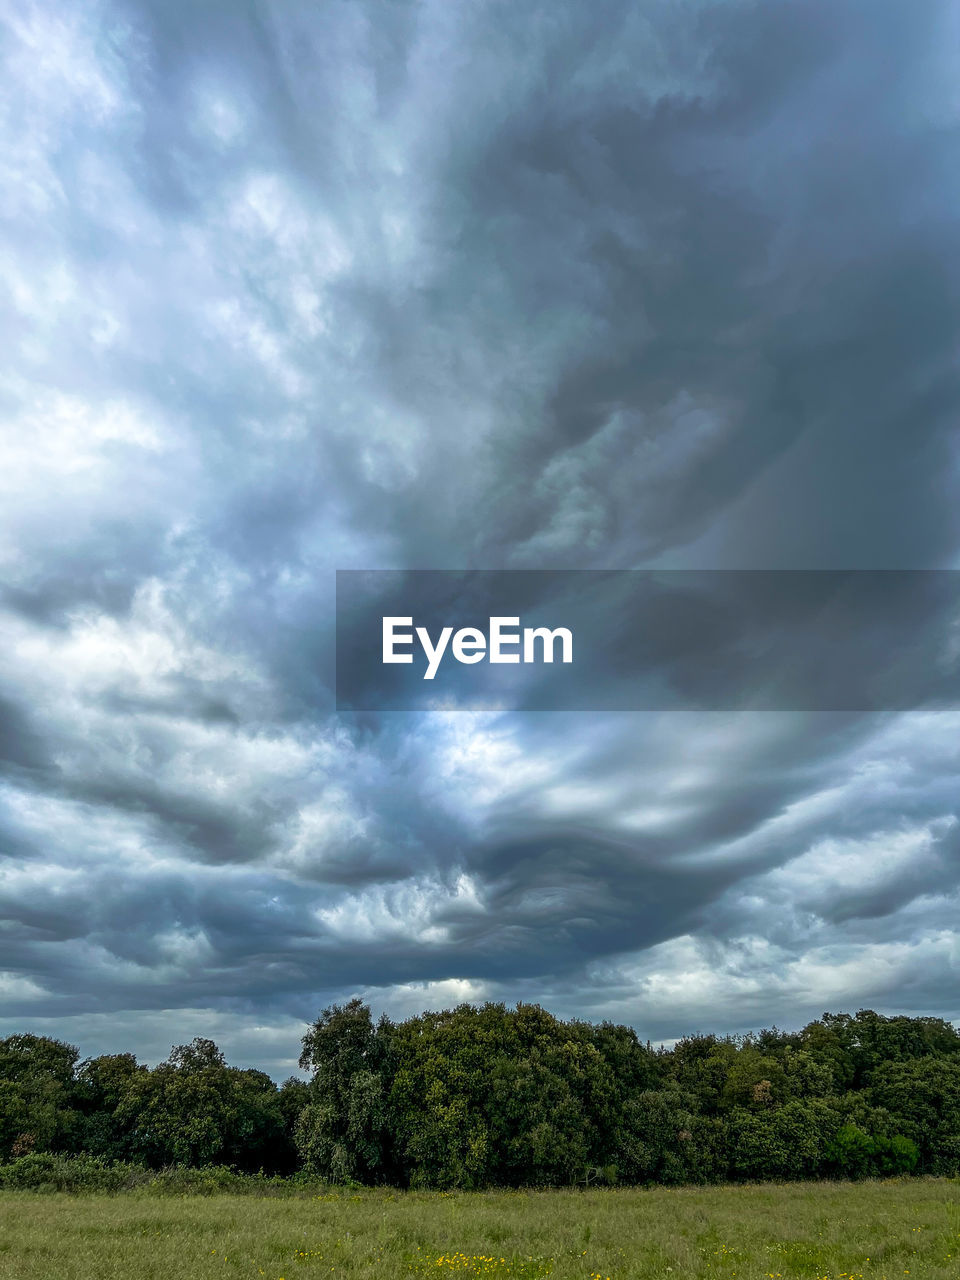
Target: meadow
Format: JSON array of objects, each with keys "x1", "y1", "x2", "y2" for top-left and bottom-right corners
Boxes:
[{"x1": 0, "y1": 1178, "x2": 956, "y2": 1280}]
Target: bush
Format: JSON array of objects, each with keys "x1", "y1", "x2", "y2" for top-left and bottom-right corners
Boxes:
[
  {"x1": 824, "y1": 1124, "x2": 918, "y2": 1178},
  {"x1": 0, "y1": 1154, "x2": 331, "y2": 1196},
  {"x1": 0, "y1": 1153, "x2": 148, "y2": 1192},
  {"x1": 869, "y1": 1134, "x2": 919, "y2": 1176},
  {"x1": 149, "y1": 1164, "x2": 247, "y2": 1195}
]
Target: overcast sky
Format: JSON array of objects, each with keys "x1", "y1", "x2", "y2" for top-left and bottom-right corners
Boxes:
[{"x1": 1, "y1": 0, "x2": 958, "y2": 1079}]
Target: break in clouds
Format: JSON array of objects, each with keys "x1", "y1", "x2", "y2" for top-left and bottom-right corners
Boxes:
[{"x1": 0, "y1": 0, "x2": 958, "y2": 1077}]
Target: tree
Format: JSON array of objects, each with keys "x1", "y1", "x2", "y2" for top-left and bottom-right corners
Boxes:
[
  {"x1": 276, "y1": 1076, "x2": 311, "y2": 1173},
  {"x1": 727, "y1": 1100, "x2": 839, "y2": 1181},
  {"x1": 116, "y1": 1038, "x2": 286, "y2": 1171},
  {"x1": 804, "y1": 1011, "x2": 960, "y2": 1089},
  {"x1": 720, "y1": 1048, "x2": 788, "y2": 1111},
  {"x1": 296, "y1": 1001, "x2": 393, "y2": 1183},
  {"x1": 867, "y1": 1057, "x2": 960, "y2": 1174},
  {"x1": 824, "y1": 1123, "x2": 918, "y2": 1178},
  {"x1": 668, "y1": 1036, "x2": 737, "y2": 1115},
  {"x1": 614, "y1": 1085, "x2": 724, "y2": 1185},
  {"x1": 72, "y1": 1053, "x2": 146, "y2": 1160},
  {"x1": 0, "y1": 1004, "x2": 952, "y2": 1187},
  {"x1": 0, "y1": 1034, "x2": 79, "y2": 1159}
]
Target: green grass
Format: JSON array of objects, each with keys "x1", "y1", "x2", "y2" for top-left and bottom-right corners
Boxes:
[{"x1": 0, "y1": 1179, "x2": 956, "y2": 1280}]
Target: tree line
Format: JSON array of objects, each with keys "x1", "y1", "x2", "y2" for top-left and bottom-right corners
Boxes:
[{"x1": 1, "y1": 1003, "x2": 958, "y2": 1188}]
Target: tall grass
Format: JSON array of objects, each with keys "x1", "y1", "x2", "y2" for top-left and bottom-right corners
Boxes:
[{"x1": 0, "y1": 1177, "x2": 956, "y2": 1280}]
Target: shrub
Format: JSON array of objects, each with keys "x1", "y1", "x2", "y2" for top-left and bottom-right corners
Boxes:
[
  {"x1": 824, "y1": 1124, "x2": 918, "y2": 1178},
  {"x1": 0, "y1": 1152, "x2": 147, "y2": 1192}
]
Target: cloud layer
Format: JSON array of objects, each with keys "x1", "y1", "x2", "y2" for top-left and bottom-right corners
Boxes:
[{"x1": 0, "y1": 0, "x2": 958, "y2": 1077}]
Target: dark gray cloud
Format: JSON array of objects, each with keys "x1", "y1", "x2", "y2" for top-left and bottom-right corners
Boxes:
[{"x1": 0, "y1": 0, "x2": 957, "y2": 1076}]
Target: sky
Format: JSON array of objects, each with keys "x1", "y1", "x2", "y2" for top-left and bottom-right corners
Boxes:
[{"x1": 0, "y1": 0, "x2": 958, "y2": 1080}]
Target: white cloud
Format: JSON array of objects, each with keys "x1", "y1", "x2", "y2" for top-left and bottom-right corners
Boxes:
[{"x1": 316, "y1": 873, "x2": 484, "y2": 945}]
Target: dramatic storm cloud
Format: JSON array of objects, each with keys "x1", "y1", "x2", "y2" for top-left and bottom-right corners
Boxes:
[{"x1": 0, "y1": 0, "x2": 958, "y2": 1077}]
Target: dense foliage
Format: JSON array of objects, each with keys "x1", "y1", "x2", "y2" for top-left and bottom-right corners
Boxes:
[{"x1": 1, "y1": 1005, "x2": 957, "y2": 1187}]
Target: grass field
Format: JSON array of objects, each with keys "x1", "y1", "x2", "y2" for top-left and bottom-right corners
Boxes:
[{"x1": 0, "y1": 1179, "x2": 956, "y2": 1280}]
